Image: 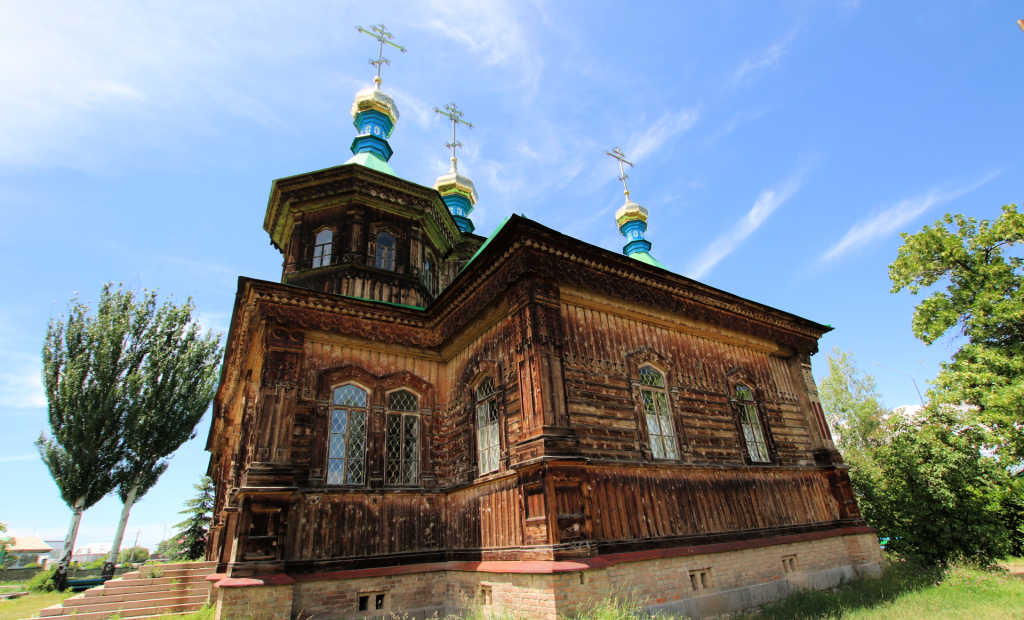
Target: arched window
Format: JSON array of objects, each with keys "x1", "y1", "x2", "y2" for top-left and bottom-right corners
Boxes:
[
  {"x1": 638, "y1": 365, "x2": 678, "y2": 459},
  {"x1": 328, "y1": 384, "x2": 368, "y2": 485},
  {"x1": 475, "y1": 378, "x2": 500, "y2": 475},
  {"x1": 385, "y1": 389, "x2": 420, "y2": 486},
  {"x1": 376, "y1": 231, "x2": 396, "y2": 271},
  {"x1": 735, "y1": 384, "x2": 770, "y2": 463},
  {"x1": 312, "y1": 229, "x2": 333, "y2": 268}
]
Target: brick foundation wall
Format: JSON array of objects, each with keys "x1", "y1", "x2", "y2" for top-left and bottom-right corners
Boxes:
[{"x1": 212, "y1": 530, "x2": 882, "y2": 619}]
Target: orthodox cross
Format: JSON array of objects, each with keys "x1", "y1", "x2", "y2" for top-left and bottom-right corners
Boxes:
[
  {"x1": 434, "y1": 102, "x2": 473, "y2": 172},
  {"x1": 606, "y1": 147, "x2": 634, "y2": 200},
  {"x1": 356, "y1": 24, "x2": 406, "y2": 85}
]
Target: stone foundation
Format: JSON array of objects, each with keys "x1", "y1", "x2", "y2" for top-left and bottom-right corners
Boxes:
[{"x1": 211, "y1": 528, "x2": 881, "y2": 619}]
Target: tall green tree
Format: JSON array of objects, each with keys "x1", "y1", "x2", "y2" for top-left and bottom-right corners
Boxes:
[
  {"x1": 173, "y1": 476, "x2": 215, "y2": 560},
  {"x1": 890, "y1": 204, "x2": 1024, "y2": 461},
  {"x1": 39, "y1": 284, "x2": 156, "y2": 589},
  {"x1": 100, "y1": 296, "x2": 221, "y2": 578},
  {"x1": 818, "y1": 348, "x2": 888, "y2": 453}
]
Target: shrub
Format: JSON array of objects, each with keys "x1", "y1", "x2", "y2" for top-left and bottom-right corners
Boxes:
[{"x1": 27, "y1": 567, "x2": 57, "y2": 592}]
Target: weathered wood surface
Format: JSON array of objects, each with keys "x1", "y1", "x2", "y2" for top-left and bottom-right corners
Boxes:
[{"x1": 206, "y1": 214, "x2": 851, "y2": 572}]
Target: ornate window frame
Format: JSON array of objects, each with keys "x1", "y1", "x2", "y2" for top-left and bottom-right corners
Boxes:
[
  {"x1": 726, "y1": 370, "x2": 775, "y2": 464},
  {"x1": 473, "y1": 374, "x2": 502, "y2": 476},
  {"x1": 626, "y1": 349, "x2": 684, "y2": 461},
  {"x1": 326, "y1": 381, "x2": 371, "y2": 486},
  {"x1": 384, "y1": 387, "x2": 421, "y2": 486}
]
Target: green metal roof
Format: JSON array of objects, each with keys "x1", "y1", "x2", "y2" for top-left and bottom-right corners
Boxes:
[
  {"x1": 344, "y1": 151, "x2": 396, "y2": 176},
  {"x1": 461, "y1": 214, "x2": 513, "y2": 272},
  {"x1": 628, "y1": 250, "x2": 666, "y2": 269}
]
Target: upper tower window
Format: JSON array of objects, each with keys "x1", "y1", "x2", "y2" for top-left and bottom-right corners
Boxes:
[
  {"x1": 328, "y1": 384, "x2": 368, "y2": 485},
  {"x1": 735, "y1": 384, "x2": 770, "y2": 463},
  {"x1": 638, "y1": 365, "x2": 678, "y2": 459},
  {"x1": 312, "y1": 229, "x2": 333, "y2": 268},
  {"x1": 376, "y1": 231, "x2": 396, "y2": 271},
  {"x1": 385, "y1": 389, "x2": 420, "y2": 486},
  {"x1": 475, "y1": 378, "x2": 500, "y2": 475}
]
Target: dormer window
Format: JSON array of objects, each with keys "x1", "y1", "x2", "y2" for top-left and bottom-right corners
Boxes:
[
  {"x1": 312, "y1": 229, "x2": 333, "y2": 268},
  {"x1": 376, "y1": 231, "x2": 395, "y2": 271}
]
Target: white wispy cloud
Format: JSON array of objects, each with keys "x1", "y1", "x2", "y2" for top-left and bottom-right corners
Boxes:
[
  {"x1": 419, "y1": 0, "x2": 544, "y2": 100},
  {"x1": 627, "y1": 108, "x2": 700, "y2": 163},
  {"x1": 819, "y1": 169, "x2": 1003, "y2": 264},
  {"x1": 0, "y1": 2, "x2": 359, "y2": 168},
  {"x1": 0, "y1": 347, "x2": 45, "y2": 410},
  {"x1": 688, "y1": 169, "x2": 807, "y2": 280},
  {"x1": 731, "y1": 30, "x2": 798, "y2": 87}
]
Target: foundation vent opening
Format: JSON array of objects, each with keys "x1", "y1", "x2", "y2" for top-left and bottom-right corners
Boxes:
[
  {"x1": 480, "y1": 585, "x2": 493, "y2": 606},
  {"x1": 783, "y1": 554, "x2": 798, "y2": 573},
  {"x1": 689, "y1": 568, "x2": 713, "y2": 591}
]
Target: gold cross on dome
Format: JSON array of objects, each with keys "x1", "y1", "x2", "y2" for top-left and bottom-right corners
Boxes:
[
  {"x1": 356, "y1": 24, "x2": 406, "y2": 86},
  {"x1": 605, "y1": 147, "x2": 634, "y2": 199},
  {"x1": 434, "y1": 102, "x2": 473, "y2": 172}
]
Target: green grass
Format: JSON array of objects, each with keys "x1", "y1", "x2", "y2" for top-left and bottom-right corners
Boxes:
[
  {"x1": 740, "y1": 560, "x2": 1024, "y2": 620},
  {"x1": 0, "y1": 590, "x2": 72, "y2": 620}
]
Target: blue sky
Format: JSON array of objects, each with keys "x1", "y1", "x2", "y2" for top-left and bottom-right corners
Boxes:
[{"x1": 2, "y1": 1, "x2": 1021, "y2": 550}]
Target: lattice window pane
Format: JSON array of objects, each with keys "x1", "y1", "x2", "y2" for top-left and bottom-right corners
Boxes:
[
  {"x1": 389, "y1": 389, "x2": 418, "y2": 411},
  {"x1": 334, "y1": 384, "x2": 367, "y2": 407},
  {"x1": 403, "y1": 415, "x2": 419, "y2": 483},
  {"x1": 638, "y1": 366, "x2": 666, "y2": 387},
  {"x1": 385, "y1": 414, "x2": 403, "y2": 485},
  {"x1": 736, "y1": 384, "x2": 754, "y2": 401},
  {"x1": 329, "y1": 434, "x2": 346, "y2": 459},
  {"x1": 330, "y1": 409, "x2": 348, "y2": 436},
  {"x1": 327, "y1": 459, "x2": 344, "y2": 485},
  {"x1": 476, "y1": 377, "x2": 496, "y2": 401},
  {"x1": 346, "y1": 410, "x2": 367, "y2": 484},
  {"x1": 376, "y1": 232, "x2": 396, "y2": 270}
]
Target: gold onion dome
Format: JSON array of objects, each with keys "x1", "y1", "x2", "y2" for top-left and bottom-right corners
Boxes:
[{"x1": 350, "y1": 77, "x2": 400, "y2": 127}]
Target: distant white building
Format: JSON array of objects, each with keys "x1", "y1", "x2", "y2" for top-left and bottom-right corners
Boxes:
[{"x1": 72, "y1": 542, "x2": 111, "y2": 564}]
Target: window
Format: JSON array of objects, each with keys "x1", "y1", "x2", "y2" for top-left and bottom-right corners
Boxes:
[
  {"x1": 736, "y1": 384, "x2": 770, "y2": 463},
  {"x1": 385, "y1": 389, "x2": 420, "y2": 485},
  {"x1": 375, "y1": 231, "x2": 395, "y2": 271},
  {"x1": 312, "y1": 229, "x2": 333, "y2": 268},
  {"x1": 638, "y1": 366, "x2": 678, "y2": 459},
  {"x1": 421, "y1": 257, "x2": 434, "y2": 295},
  {"x1": 328, "y1": 384, "x2": 368, "y2": 485},
  {"x1": 475, "y1": 378, "x2": 500, "y2": 475}
]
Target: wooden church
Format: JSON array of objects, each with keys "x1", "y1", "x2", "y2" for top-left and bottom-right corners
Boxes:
[{"x1": 204, "y1": 27, "x2": 881, "y2": 620}]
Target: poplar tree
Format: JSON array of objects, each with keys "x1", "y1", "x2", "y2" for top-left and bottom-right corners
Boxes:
[
  {"x1": 101, "y1": 298, "x2": 221, "y2": 578},
  {"x1": 39, "y1": 285, "x2": 149, "y2": 589},
  {"x1": 39, "y1": 284, "x2": 222, "y2": 588}
]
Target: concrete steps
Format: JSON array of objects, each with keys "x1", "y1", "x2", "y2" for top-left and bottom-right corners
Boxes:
[{"x1": 34, "y1": 562, "x2": 215, "y2": 620}]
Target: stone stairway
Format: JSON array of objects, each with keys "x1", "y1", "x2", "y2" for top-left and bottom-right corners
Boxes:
[{"x1": 34, "y1": 561, "x2": 216, "y2": 620}]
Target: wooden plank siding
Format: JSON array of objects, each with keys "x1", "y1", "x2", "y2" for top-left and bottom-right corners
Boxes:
[{"x1": 210, "y1": 273, "x2": 854, "y2": 574}]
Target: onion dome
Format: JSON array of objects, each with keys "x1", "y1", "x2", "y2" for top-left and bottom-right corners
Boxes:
[
  {"x1": 433, "y1": 103, "x2": 477, "y2": 233},
  {"x1": 606, "y1": 147, "x2": 664, "y2": 268},
  {"x1": 615, "y1": 200, "x2": 663, "y2": 268},
  {"x1": 345, "y1": 76, "x2": 399, "y2": 176},
  {"x1": 434, "y1": 168, "x2": 477, "y2": 234}
]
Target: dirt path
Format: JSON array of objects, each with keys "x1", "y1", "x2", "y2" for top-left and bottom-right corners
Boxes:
[{"x1": 1001, "y1": 559, "x2": 1024, "y2": 578}]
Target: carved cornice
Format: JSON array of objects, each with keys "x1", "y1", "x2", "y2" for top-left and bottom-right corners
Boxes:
[{"x1": 264, "y1": 164, "x2": 463, "y2": 257}]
